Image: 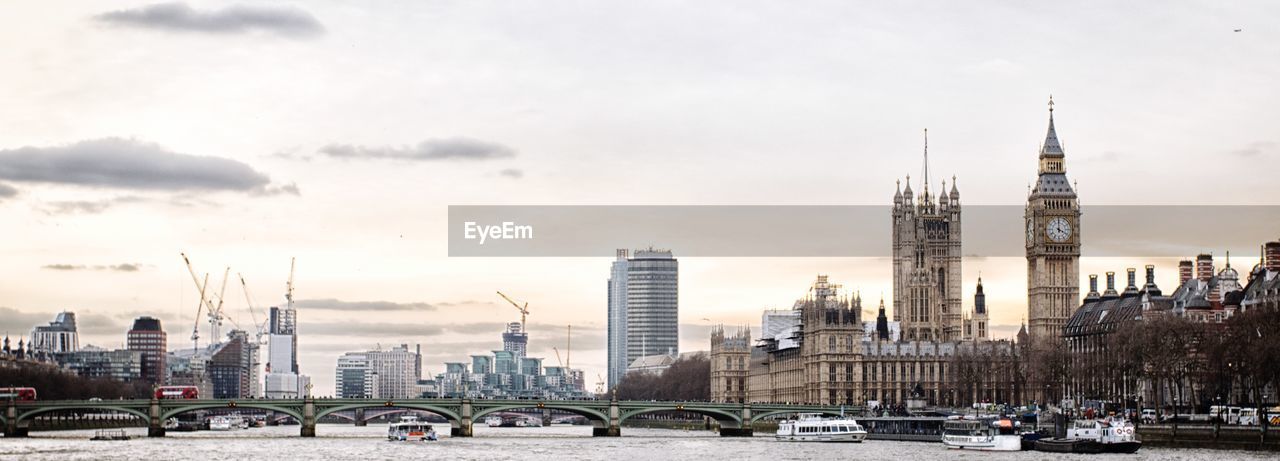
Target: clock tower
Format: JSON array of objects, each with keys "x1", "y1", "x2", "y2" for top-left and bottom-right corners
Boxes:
[{"x1": 1026, "y1": 97, "x2": 1081, "y2": 342}]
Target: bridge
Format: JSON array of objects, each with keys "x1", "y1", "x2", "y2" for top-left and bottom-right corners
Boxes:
[{"x1": 3, "y1": 397, "x2": 859, "y2": 438}]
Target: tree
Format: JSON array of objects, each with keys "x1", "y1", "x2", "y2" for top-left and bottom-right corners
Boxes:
[{"x1": 615, "y1": 353, "x2": 710, "y2": 401}]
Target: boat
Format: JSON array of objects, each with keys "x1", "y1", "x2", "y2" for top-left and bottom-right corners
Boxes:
[
  {"x1": 941, "y1": 416, "x2": 1023, "y2": 451},
  {"x1": 775, "y1": 413, "x2": 868, "y2": 442},
  {"x1": 388, "y1": 415, "x2": 438, "y2": 441},
  {"x1": 208, "y1": 415, "x2": 237, "y2": 431},
  {"x1": 90, "y1": 429, "x2": 131, "y2": 441},
  {"x1": 1034, "y1": 418, "x2": 1141, "y2": 454},
  {"x1": 485, "y1": 416, "x2": 504, "y2": 427}
]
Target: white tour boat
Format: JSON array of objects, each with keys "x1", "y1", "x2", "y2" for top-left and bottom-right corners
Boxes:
[
  {"x1": 775, "y1": 413, "x2": 868, "y2": 442},
  {"x1": 387, "y1": 415, "x2": 438, "y2": 441},
  {"x1": 208, "y1": 415, "x2": 237, "y2": 431},
  {"x1": 485, "y1": 416, "x2": 504, "y2": 427},
  {"x1": 942, "y1": 416, "x2": 1022, "y2": 451}
]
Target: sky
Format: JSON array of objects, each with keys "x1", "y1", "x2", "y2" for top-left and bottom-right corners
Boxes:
[{"x1": 0, "y1": 1, "x2": 1277, "y2": 396}]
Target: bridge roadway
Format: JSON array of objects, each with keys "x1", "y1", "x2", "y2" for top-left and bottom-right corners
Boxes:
[{"x1": 3, "y1": 397, "x2": 859, "y2": 438}]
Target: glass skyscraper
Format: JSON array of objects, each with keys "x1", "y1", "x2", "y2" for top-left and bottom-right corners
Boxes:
[{"x1": 608, "y1": 248, "x2": 678, "y2": 389}]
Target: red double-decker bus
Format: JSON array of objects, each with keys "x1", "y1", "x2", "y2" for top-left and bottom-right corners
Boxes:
[
  {"x1": 155, "y1": 386, "x2": 199, "y2": 399},
  {"x1": 0, "y1": 387, "x2": 37, "y2": 401}
]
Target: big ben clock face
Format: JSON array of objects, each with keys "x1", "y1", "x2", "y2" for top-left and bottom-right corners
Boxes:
[{"x1": 1046, "y1": 217, "x2": 1072, "y2": 242}]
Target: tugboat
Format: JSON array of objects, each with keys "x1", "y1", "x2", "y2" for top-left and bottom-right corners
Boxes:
[
  {"x1": 387, "y1": 415, "x2": 438, "y2": 441},
  {"x1": 941, "y1": 416, "x2": 1023, "y2": 451},
  {"x1": 1034, "y1": 417, "x2": 1141, "y2": 454},
  {"x1": 775, "y1": 413, "x2": 868, "y2": 442}
]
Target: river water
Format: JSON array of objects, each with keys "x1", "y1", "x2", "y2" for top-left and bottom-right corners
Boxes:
[{"x1": 1, "y1": 424, "x2": 1271, "y2": 460}]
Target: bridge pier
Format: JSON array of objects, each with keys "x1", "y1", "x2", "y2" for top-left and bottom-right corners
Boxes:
[
  {"x1": 542, "y1": 408, "x2": 552, "y2": 427},
  {"x1": 147, "y1": 398, "x2": 165, "y2": 437},
  {"x1": 451, "y1": 398, "x2": 473, "y2": 437},
  {"x1": 300, "y1": 397, "x2": 316, "y2": 437},
  {"x1": 720, "y1": 403, "x2": 752, "y2": 437},
  {"x1": 593, "y1": 397, "x2": 621, "y2": 437},
  {"x1": 354, "y1": 408, "x2": 366, "y2": 427},
  {"x1": 5, "y1": 401, "x2": 28, "y2": 437}
]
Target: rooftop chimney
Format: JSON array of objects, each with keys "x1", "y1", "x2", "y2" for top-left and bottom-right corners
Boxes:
[
  {"x1": 1266, "y1": 241, "x2": 1280, "y2": 272},
  {"x1": 1196, "y1": 253, "x2": 1214, "y2": 282},
  {"x1": 1086, "y1": 274, "x2": 1100, "y2": 301},
  {"x1": 1122, "y1": 268, "x2": 1139, "y2": 297},
  {"x1": 1103, "y1": 271, "x2": 1119, "y2": 299},
  {"x1": 1143, "y1": 265, "x2": 1162, "y2": 296},
  {"x1": 1179, "y1": 260, "x2": 1194, "y2": 284}
]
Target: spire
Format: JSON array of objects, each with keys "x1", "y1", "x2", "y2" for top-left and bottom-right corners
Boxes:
[
  {"x1": 1040, "y1": 95, "x2": 1064, "y2": 158},
  {"x1": 922, "y1": 128, "x2": 931, "y2": 197},
  {"x1": 894, "y1": 179, "x2": 902, "y2": 203},
  {"x1": 950, "y1": 175, "x2": 959, "y2": 198}
]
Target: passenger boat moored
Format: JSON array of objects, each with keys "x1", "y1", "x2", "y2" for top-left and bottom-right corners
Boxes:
[
  {"x1": 941, "y1": 416, "x2": 1023, "y2": 451},
  {"x1": 775, "y1": 413, "x2": 868, "y2": 442}
]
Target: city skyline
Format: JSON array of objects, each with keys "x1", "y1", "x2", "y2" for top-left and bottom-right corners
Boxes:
[{"x1": 2, "y1": 1, "x2": 1279, "y2": 396}]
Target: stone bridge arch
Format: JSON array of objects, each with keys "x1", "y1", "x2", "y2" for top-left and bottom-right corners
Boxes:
[
  {"x1": 314, "y1": 402, "x2": 463, "y2": 433},
  {"x1": 15, "y1": 405, "x2": 150, "y2": 426},
  {"x1": 160, "y1": 401, "x2": 304, "y2": 422},
  {"x1": 472, "y1": 402, "x2": 611, "y2": 431},
  {"x1": 620, "y1": 405, "x2": 743, "y2": 430}
]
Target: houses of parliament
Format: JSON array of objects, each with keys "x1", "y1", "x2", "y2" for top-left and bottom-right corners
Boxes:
[{"x1": 711, "y1": 98, "x2": 1079, "y2": 406}]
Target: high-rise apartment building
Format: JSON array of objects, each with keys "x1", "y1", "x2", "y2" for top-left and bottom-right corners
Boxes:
[
  {"x1": 31, "y1": 312, "x2": 79, "y2": 354},
  {"x1": 623, "y1": 248, "x2": 678, "y2": 377},
  {"x1": 606, "y1": 249, "x2": 629, "y2": 390},
  {"x1": 502, "y1": 322, "x2": 527, "y2": 359},
  {"x1": 334, "y1": 345, "x2": 421, "y2": 398},
  {"x1": 126, "y1": 316, "x2": 167, "y2": 385}
]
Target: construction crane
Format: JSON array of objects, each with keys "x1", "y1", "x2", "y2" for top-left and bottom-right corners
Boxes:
[
  {"x1": 285, "y1": 257, "x2": 296, "y2": 310},
  {"x1": 207, "y1": 266, "x2": 231, "y2": 342},
  {"x1": 566, "y1": 324, "x2": 571, "y2": 369},
  {"x1": 191, "y1": 273, "x2": 209, "y2": 352},
  {"x1": 496, "y1": 291, "x2": 529, "y2": 332},
  {"x1": 182, "y1": 252, "x2": 237, "y2": 344},
  {"x1": 238, "y1": 273, "x2": 269, "y2": 345},
  {"x1": 553, "y1": 347, "x2": 564, "y2": 368}
]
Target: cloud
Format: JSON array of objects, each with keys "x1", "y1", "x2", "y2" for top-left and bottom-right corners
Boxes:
[
  {"x1": 0, "y1": 138, "x2": 276, "y2": 193},
  {"x1": 0, "y1": 182, "x2": 17, "y2": 199},
  {"x1": 499, "y1": 168, "x2": 524, "y2": 179},
  {"x1": 318, "y1": 138, "x2": 517, "y2": 161},
  {"x1": 0, "y1": 307, "x2": 61, "y2": 335},
  {"x1": 41, "y1": 263, "x2": 146, "y2": 272},
  {"x1": 94, "y1": 2, "x2": 324, "y2": 38},
  {"x1": 301, "y1": 320, "x2": 444, "y2": 337},
  {"x1": 294, "y1": 298, "x2": 440, "y2": 312},
  {"x1": 0, "y1": 308, "x2": 127, "y2": 337},
  {"x1": 251, "y1": 182, "x2": 301, "y2": 197},
  {"x1": 1230, "y1": 141, "x2": 1276, "y2": 158}
]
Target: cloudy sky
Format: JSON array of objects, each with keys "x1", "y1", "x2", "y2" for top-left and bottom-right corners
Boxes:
[{"x1": 1, "y1": 1, "x2": 1277, "y2": 396}]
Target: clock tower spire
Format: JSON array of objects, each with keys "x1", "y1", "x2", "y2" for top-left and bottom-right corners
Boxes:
[{"x1": 1025, "y1": 96, "x2": 1082, "y2": 342}]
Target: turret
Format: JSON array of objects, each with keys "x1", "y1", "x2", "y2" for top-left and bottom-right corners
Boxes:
[
  {"x1": 1085, "y1": 274, "x2": 1100, "y2": 301},
  {"x1": 974, "y1": 277, "x2": 986, "y2": 315}
]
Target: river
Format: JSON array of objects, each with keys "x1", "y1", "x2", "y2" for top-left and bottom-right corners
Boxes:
[{"x1": 1, "y1": 424, "x2": 1272, "y2": 460}]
